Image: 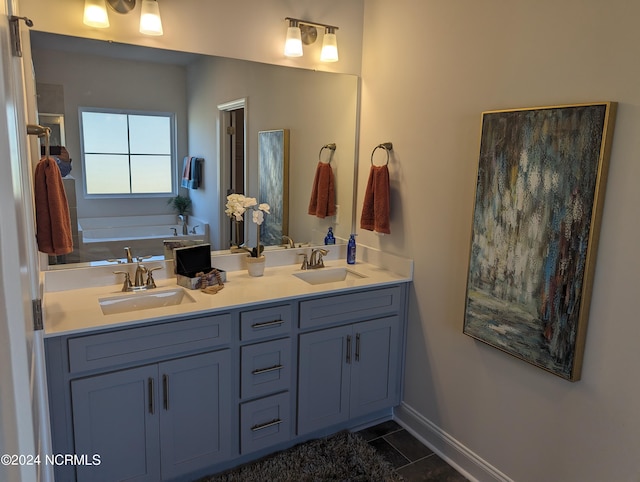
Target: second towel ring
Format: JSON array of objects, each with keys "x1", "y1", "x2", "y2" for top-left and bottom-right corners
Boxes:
[
  {"x1": 319, "y1": 143, "x2": 336, "y2": 164},
  {"x1": 371, "y1": 142, "x2": 393, "y2": 166}
]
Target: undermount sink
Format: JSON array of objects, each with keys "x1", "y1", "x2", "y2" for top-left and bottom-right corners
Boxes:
[
  {"x1": 293, "y1": 267, "x2": 366, "y2": 285},
  {"x1": 99, "y1": 287, "x2": 195, "y2": 315}
]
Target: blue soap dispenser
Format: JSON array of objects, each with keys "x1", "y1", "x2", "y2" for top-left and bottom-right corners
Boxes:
[
  {"x1": 324, "y1": 227, "x2": 336, "y2": 245},
  {"x1": 347, "y1": 234, "x2": 357, "y2": 264}
]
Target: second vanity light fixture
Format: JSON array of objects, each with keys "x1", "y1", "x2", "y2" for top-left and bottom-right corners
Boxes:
[
  {"x1": 83, "y1": 0, "x2": 163, "y2": 36},
  {"x1": 284, "y1": 17, "x2": 339, "y2": 62}
]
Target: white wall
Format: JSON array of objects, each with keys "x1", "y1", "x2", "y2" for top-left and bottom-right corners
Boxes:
[
  {"x1": 187, "y1": 56, "x2": 358, "y2": 250},
  {"x1": 358, "y1": 1, "x2": 640, "y2": 481}
]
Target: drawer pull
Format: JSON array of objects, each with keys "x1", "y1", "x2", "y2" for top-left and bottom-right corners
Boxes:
[
  {"x1": 251, "y1": 418, "x2": 283, "y2": 432},
  {"x1": 148, "y1": 377, "x2": 155, "y2": 415},
  {"x1": 252, "y1": 364, "x2": 284, "y2": 375},
  {"x1": 251, "y1": 319, "x2": 284, "y2": 329}
]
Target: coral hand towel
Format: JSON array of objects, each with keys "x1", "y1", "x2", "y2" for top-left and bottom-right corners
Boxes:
[
  {"x1": 308, "y1": 162, "x2": 336, "y2": 218},
  {"x1": 360, "y1": 164, "x2": 391, "y2": 234},
  {"x1": 34, "y1": 158, "x2": 73, "y2": 255}
]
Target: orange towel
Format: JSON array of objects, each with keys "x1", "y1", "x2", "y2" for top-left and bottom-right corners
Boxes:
[
  {"x1": 34, "y1": 158, "x2": 73, "y2": 255},
  {"x1": 308, "y1": 162, "x2": 336, "y2": 218},
  {"x1": 360, "y1": 164, "x2": 390, "y2": 234}
]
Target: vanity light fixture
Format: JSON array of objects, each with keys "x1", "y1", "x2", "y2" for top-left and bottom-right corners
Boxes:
[
  {"x1": 82, "y1": 0, "x2": 163, "y2": 36},
  {"x1": 139, "y1": 0, "x2": 163, "y2": 36},
  {"x1": 284, "y1": 17, "x2": 339, "y2": 62}
]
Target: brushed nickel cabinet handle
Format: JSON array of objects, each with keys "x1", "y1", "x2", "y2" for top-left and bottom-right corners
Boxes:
[
  {"x1": 251, "y1": 319, "x2": 284, "y2": 329},
  {"x1": 251, "y1": 418, "x2": 283, "y2": 432},
  {"x1": 252, "y1": 364, "x2": 284, "y2": 375},
  {"x1": 346, "y1": 335, "x2": 352, "y2": 364}
]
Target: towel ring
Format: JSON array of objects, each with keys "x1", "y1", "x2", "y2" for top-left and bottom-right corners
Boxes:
[
  {"x1": 371, "y1": 142, "x2": 392, "y2": 166},
  {"x1": 318, "y1": 143, "x2": 336, "y2": 164}
]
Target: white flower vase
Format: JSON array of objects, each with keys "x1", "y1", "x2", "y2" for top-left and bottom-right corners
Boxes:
[{"x1": 246, "y1": 255, "x2": 266, "y2": 277}]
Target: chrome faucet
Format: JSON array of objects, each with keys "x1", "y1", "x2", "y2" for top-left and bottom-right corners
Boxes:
[
  {"x1": 309, "y1": 248, "x2": 329, "y2": 269},
  {"x1": 178, "y1": 214, "x2": 188, "y2": 235},
  {"x1": 298, "y1": 253, "x2": 309, "y2": 270},
  {"x1": 282, "y1": 235, "x2": 295, "y2": 248},
  {"x1": 134, "y1": 262, "x2": 147, "y2": 287}
]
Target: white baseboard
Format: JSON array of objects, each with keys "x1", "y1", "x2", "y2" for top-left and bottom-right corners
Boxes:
[{"x1": 393, "y1": 402, "x2": 513, "y2": 482}]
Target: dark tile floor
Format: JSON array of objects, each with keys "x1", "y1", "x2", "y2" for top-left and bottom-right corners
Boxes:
[{"x1": 356, "y1": 420, "x2": 469, "y2": 481}]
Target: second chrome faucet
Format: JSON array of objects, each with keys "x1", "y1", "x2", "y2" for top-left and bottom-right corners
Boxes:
[{"x1": 299, "y1": 248, "x2": 329, "y2": 270}]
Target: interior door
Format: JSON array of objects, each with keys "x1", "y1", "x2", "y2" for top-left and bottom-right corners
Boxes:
[{"x1": 218, "y1": 99, "x2": 247, "y2": 249}]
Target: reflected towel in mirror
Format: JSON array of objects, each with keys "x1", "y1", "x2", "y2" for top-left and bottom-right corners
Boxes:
[
  {"x1": 308, "y1": 161, "x2": 336, "y2": 218},
  {"x1": 34, "y1": 157, "x2": 73, "y2": 255}
]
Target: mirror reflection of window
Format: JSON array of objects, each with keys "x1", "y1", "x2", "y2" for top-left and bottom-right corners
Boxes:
[{"x1": 80, "y1": 109, "x2": 174, "y2": 195}]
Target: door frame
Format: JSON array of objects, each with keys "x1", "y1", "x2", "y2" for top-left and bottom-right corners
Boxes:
[{"x1": 217, "y1": 98, "x2": 247, "y2": 250}]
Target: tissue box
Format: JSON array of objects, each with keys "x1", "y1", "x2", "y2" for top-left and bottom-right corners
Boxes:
[{"x1": 174, "y1": 244, "x2": 226, "y2": 290}]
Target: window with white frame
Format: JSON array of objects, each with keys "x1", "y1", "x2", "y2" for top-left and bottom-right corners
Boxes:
[{"x1": 80, "y1": 109, "x2": 175, "y2": 196}]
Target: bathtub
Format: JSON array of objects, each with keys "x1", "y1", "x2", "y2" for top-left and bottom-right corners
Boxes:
[{"x1": 78, "y1": 215, "x2": 209, "y2": 263}]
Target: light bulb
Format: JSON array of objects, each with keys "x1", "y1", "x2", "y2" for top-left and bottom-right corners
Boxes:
[
  {"x1": 139, "y1": 0, "x2": 163, "y2": 36},
  {"x1": 83, "y1": 0, "x2": 109, "y2": 28},
  {"x1": 321, "y1": 27, "x2": 339, "y2": 62},
  {"x1": 284, "y1": 20, "x2": 303, "y2": 57}
]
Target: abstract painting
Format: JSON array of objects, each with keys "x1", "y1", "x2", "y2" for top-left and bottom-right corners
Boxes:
[
  {"x1": 463, "y1": 103, "x2": 617, "y2": 381},
  {"x1": 258, "y1": 129, "x2": 290, "y2": 246}
]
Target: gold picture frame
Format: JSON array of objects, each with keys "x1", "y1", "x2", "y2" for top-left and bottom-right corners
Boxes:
[{"x1": 463, "y1": 102, "x2": 617, "y2": 381}]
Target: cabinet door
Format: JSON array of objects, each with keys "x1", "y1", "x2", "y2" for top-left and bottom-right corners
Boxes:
[
  {"x1": 297, "y1": 325, "x2": 352, "y2": 435},
  {"x1": 159, "y1": 350, "x2": 231, "y2": 480},
  {"x1": 350, "y1": 316, "x2": 400, "y2": 418},
  {"x1": 71, "y1": 365, "x2": 160, "y2": 482}
]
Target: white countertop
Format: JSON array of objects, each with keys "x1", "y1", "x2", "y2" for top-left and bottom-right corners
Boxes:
[{"x1": 42, "y1": 246, "x2": 413, "y2": 337}]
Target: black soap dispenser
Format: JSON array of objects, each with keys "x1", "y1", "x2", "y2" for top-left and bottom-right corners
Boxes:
[{"x1": 324, "y1": 227, "x2": 336, "y2": 245}]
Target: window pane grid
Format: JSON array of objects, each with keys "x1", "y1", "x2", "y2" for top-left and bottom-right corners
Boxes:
[{"x1": 81, "y1": 110, "x2": 174, "y2": 196}]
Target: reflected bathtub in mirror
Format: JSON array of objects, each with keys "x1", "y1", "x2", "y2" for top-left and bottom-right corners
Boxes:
[{"x1": 78, "y1": 215, "x2": 209, "y2": 263}]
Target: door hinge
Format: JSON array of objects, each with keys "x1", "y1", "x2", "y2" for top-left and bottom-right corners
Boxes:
[
  {"x1": 226, "y1": 126, "x2": 236, "y2": 135},
  {"x1": 9, "y1": 16, "x2": 34, "y2": 58},
  {"x1": 32, "y1": 299, "x2": 43, "y2": 331}
]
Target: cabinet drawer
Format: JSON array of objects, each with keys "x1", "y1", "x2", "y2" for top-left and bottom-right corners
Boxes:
[
  {"x1": 241, "y1": 338, "x2": 291, "y2": 400},
  {"x1": 299, "y1": 286, "x2": 401, "y2": 329},
  {"x1": 240, "y1": 392, "x2": 290, "y2": 454},
  {"x1": 240, "y1": 305, "x2": 292, "y2": 342},
  {"x1": 68, "y1": 314, "x2": 231, "y2": 374}
]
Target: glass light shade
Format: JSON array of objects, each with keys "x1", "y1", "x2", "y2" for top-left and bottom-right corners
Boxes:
[
  {"x1": 83, "y1": 0, "x2": 110, "y2": 28},
  {"x1": 320, "y1": 30, "x2": 339, "y2": 62},
  {"x1": 139, "y1": 0, "x2": 163, "y2": 36},
  {"x1": 284, "y1": 26, "x2": 303, "y2": 57}
]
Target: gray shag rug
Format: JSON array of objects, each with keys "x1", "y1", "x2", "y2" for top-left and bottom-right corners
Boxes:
[{"x1": 198, "y1": 431, "x2": 403, "y2": 482}]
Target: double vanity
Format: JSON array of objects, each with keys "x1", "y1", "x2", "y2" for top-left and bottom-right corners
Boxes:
[{"x1": 43, "y1": 245, "x2": 413, "y2": 482}]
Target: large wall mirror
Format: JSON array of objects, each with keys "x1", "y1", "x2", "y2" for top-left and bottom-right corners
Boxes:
[{"x1": 30, "y1": 32, "x2": 359, "y2": 269}]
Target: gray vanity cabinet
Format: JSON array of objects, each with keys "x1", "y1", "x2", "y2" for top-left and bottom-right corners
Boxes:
[
  {"x1": 297, "y1": 286, "x2": 403, "y2": 436},
  {"x1": 45, "y1": 283, "x2": 408, "y2": 481},
  {"x1": 71, "y1": 364, "x2": 161, "y2": 482},
  {"x1": 46, "y1": 314, "x2": 232, "y2": 482},
  {"x1": 72, "y1": 350, "x2": 230, "y2": 481}
]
